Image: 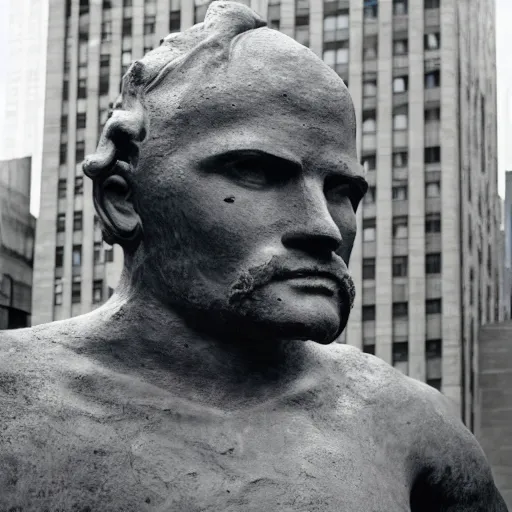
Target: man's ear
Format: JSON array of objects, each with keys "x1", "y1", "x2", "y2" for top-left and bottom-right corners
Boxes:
[{"x1": 93, "y1": 160, "x2": 143, "y2": 250}]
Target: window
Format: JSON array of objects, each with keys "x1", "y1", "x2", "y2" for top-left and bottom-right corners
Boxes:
[
  {"x1": 427, "y1": 379, "x2": 441, "y2": 390},
  {"x1": 425, "y1": 70, "x2": 440, "y2": 89},
  {"x1": 363, "y1": 80, "x2": 377, "y2": 97},
  {"x1": 62, "y1": 81, "x2": 69, "y2": 101},
  {"x1": 55, "y1": 247, "x2": 64, "y2": 268},
  {"x1": 424, "y1": 0, "x2": 440, "y2": 8},
  {"x1": 425, "y1": 32, "x2": 440, "y2": 50},
  {"x1": 392, "y1": 342, "x2": 408, "y2": 363},
  {"x1": 426, "y1": 299, "x2": 442, "y2": 314},
  {"x1": 169, "y1": 10, "x2": 180, "y2": 32},
  {"x1": 363, "y1": 155, "x2": 376, "y2": 172},
  {"x1": 72, "y1": 245, "x2": 82, "y2": 267},
  {"x1": 101, "y1": 20, "x2": 112, "y2": 42},
  {"x1": 425, "y1": 182, "x2": 441, "y2": 198},
  {"x1": 363, "y1": 258, "x2": 376, "y2": 280},
  {"x1": 363, "y1": 218, "x2": 376, "y2": 242},
  {"x1": 58, "y1": 179, "x2": 67, "y2": 199},
  {"x1": 73, "y1": 211, "x2": 83, "y2": 231},
  {"x1": 393, "y1": 76, "x2": 408, "y2": 93},
  {"x1": 424, "y1": 146, "x2": 440, "y2": 163},
  {"x1": 323, "y1": 45, "x2": 349, "y2": 68},
  {"x1": 392, "y1": 302, "x2": 408, "y2": 318},
  {"x1": 393, "y1": 39, "x2": 408, "y2": 55},
  {"x1": 54, "y1": 279, "x2": 63, "y2": 305},
  {"x1": 122, "y1": 18, "x2": 132, "y2": 36},
  {"x1": 59, "y1": 144, "x2": 67, "y2": 165},
  {"x1": 76, "y1": 141, "x2": 85, "y2": 163},
  {"x1": 363, "y1": 38, "x2": 378, "y2": 60},
  {"x1": 144, "y1": 46, "x2": 153, "y2": 55},
  {"x1": 393, "y1": 217, "x2": 408, "y2": 238},
  {"x1": 393, "y1": 0, "x2": 407, "y2": 15},
  {"x1": 296, "y1": 24, "x2": 310, "y2": 46},
  {"x1": 362, "y1": 305, "x2": 376, "y2": 321},
  {"x1": 425, "y1": 213, "x2": 441, "y2": 233},
  {"x1": 79, "y1": 0, "x2": 89, "y2": 15},
  {"x1": 57, "y1": 213, "x2": 66, "y2": 232},
  {"x1": 103, "y1": 0, "x2": 112, "y2": 9},
  {"x1": 393, "y1": 111, "x2": 408, "y2": 130},
  {"x1": 61, "y1": 115, "x2": 68, "y2": 134},
  {"x1": 364, "y1": 0, "x2": 378, "y2": 19},
  {"x1": 78, "y1": 78, "x2": 87, "y2": 99},
  {"x1": 93, "y1": 280, "x2": 103, "y2": 303},
  {"x1": 425, "y1": 107, "x2": 440, "y2": 122},
  {"x1": 393, "y1": 151, "x2": 408, "y2": 168},
  {"x1": 426, "y1": 253, "x2": 441, "y2": 273},
  {"x1": 123, "y1": 0, "x2": 132, "y2": 6},
  {"x1": 426, "y1": 339, "x2": 442, "y2": 359},
  {"x1": 94, "y1": 241, "x2": 102, "y2": 263},
  {"x1": 72, "y1": 281, "x2": 81, "y2": 304},
  {"x1": 122, "y1": 50, "x2": 132, "y2": 67},
  {"x1": 392, "y1": 186, "x2": 407, "y2": 201},
  {"x1": 363, "y1": 344, "x2": 375, "y2": 355},
  {"x1": 77, "y1": 113, "x2": 86, "y2": 129},
  {"x1": 323, "y1": 12, "x2": 349, "y2": 42},
  {"x1": 364, "y1": 186, "x2": 376, "y2": 204},
  {"x1": 362, "y1": 111, "x2": 376, "y2": 133},
  {"x1": 99, "y1": 55, "x2": 110, "y2": 95},
  {"x1": 105, "y1": 247, "x2": 114, "y2": 262},
  {"x1": 393, "y1": 256, "x2": 408, "y2": 277},
  {"x1": 74, "y1": 176, "x2": 84, "y2": 195}
]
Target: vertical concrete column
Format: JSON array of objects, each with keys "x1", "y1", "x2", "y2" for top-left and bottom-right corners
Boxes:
[
  {"x1": 132, "y1": 0, "x2": 145, "y2": 61},
  {"x1": 251, "y1": 0, "x2": 268, "y2": 19},
  {"x1": 374, "y1": 0, "x2": 393, "y2": 366},
  {"x1": 440, "y1": 0, "x2": 462, "y2": 415},
  {"x1": 32, "y1": 0, "x2": 65, "y2": 325},
  {"x1": 345, "y1": 0, "x2": 364, "y2": 350},
  {"x1": 280, "y1": 0, "x2": 295, "y2": 39},
  {"x1": 181, "y1": 0, "x2": 194, "y2": 30},
  {"x1": 407, "y1": 0, "x2": 426, "y2": 381},
  {"x1": 308, "y1": 0, "x2": 323, "y2": 59},
  {"x1": 155, "y1": 0, "x2": 170, "y2": 43},
  {"x1": 81, "y1": 0, "x2": 102, "y2": 313},
  {"x1": 62, "y1": 0, "x2": 80, "y2": 319}
]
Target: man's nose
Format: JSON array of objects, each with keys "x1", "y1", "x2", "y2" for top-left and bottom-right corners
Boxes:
[{"x1": 281, "y1": 181, "x2": 342, "y2": 258}]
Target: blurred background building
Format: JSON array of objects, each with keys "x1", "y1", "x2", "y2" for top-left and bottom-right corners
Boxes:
[{"x1": 0, "y1": 157, "x2": 36, "y2": 329}]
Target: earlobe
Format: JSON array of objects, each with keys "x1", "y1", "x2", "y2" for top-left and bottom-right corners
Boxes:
[{"x1": 93, "y1": 161, "x2": 143, "y2": 250}]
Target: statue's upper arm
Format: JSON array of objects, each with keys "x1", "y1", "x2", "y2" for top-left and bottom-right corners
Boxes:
[{"x1": 410, "y1": 389, "x2": 508, "y2": 512}]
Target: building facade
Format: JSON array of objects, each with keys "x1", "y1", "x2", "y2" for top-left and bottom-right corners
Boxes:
[
  {"x1": 33, "y1": 0, "x2": 503, "y2": 426},
  {"x1": 505, "y1": 170, "x2": 512, "y2": 312},
  {"x1": 0, "y1": 157, "x2": 36, "y2": 329},
  {"x1": 475, "y1": 320, "x2": 512, "y2": 509}
]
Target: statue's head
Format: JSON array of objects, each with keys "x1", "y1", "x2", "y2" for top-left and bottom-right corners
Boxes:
[{"x1": 83, "y1": 1, "x2": 367, "y2": 345}]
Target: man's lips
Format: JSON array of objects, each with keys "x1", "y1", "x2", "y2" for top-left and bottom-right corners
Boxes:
[{"x1": 273, "y1": 269, "x2": 347, "y2": 291}]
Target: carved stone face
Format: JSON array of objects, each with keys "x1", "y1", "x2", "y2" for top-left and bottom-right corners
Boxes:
[{"x1": 132, "y1": 28, "x2": 366, "y2": 344}]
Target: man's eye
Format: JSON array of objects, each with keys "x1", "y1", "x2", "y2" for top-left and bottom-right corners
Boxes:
[{"x1": 225, "y1": 159, "x2": 275, "y2": 187}]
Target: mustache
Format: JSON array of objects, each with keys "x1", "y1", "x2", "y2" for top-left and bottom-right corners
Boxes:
[{"x1": 228, "y1": 255, "x2": 356, "y2": 309}]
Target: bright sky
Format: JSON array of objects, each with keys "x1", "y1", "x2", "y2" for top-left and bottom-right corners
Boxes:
[{"x1": 0, "y1": 0, "x2": 511, "y2": 217}]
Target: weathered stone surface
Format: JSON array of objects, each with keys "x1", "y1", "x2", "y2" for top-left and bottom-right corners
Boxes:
[{"x1": 0, "y1": 2, "x2": 507, "y2": 510}]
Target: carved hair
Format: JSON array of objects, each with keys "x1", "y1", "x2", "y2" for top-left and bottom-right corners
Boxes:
[{"x1": 82, "y1": 1, "x2": 266, "y2": 246}]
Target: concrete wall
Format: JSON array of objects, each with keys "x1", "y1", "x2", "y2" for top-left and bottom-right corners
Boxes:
[{"x1": 476, "y1": 320, "x2": 512, "y2": 508}]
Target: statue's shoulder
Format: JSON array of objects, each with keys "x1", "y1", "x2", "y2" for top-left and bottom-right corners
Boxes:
[{"x1": 326, "y1": 343, "x2": 456, "y2": 426}]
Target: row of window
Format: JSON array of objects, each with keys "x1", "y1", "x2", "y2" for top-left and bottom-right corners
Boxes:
[
  {"x1": 57, "y1": 177, "x2": 83, "y2": 198},
  {"x1": 55, "y1": 243, "x2": 114, "y2": 269},
  {"x1": 362, "y1": 147, "x2": 440, "y2": 172},
  {"x1": 362, "y1": 214, "x2": 441, "y2": 242},
  {"x1": 364, "y1": 182, "x2": 441, "y2": 204},
  {"x1": 363, "y1": 0, "x2": 440, "y2": 20},
  {"x1": 362, "y1": 299, "x2": 442, "y2": 321},
  {"x1": 362, "y1": 253, "x2": 441, "y2": 279},
  {"x1": 54, "y1": 278, "x2": 106, "y2": 305}
]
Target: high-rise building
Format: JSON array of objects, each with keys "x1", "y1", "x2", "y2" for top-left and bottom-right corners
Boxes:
[
  {"x1": 33, "y1": 0, "x2": 504, "y2": 426},
  {"x1": 0, "y1": 157, "x2": 36, "y2": 329},
  {"x1": 505, "y1": 170, "x2": 512, "y2": 311}
]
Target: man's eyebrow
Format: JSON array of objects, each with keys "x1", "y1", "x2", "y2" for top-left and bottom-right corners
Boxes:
[{"x1": 199, "y1": 148, "x2": 303, "y2": 171}]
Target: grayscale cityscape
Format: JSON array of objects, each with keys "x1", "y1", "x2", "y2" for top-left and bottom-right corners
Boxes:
[{"x1": 0, "y1": 0, "x2": 511, "y2": 509}]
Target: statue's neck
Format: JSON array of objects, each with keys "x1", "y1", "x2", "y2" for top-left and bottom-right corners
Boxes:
[{"x1": 77, "y1": 290, "x2": 315, "y2": 406}]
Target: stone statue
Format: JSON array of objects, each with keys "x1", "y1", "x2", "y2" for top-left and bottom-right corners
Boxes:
[{"x1": 0, "y1": 2, "x2": 507, "y2": 510}]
